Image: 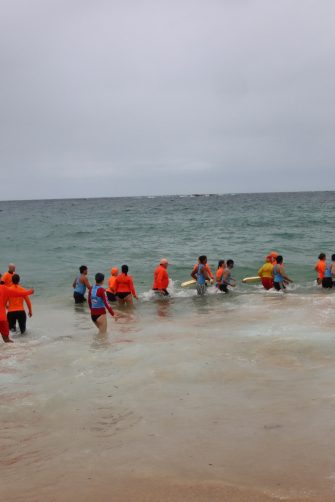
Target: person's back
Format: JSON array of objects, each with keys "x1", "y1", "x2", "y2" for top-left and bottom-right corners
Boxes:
[
  {"x1": 0, "y1": 282, "x2": 34, "y2": 342},
  {"x1": 192, "y1": 261, "x2": 214, "y2": 280},
  {"x1": 115, "y1": 265, "x2": 138, "y2": 304},
  {"x1": 215, "y1": 260, "x2": 225, "y2": 284},
  {"x1": 273, "y1": 255, "x2": 293, "y2": 291},
  {"x1": 153, "y1": 259, "x2": 169, "y2": 295},
  {"x1": 115, "y1": 273, "x2": 133, "y2": 292},
  {"x1": 73, "y1": 265, "x2": 90, "y2": 303},
  {"x1": 331, "y1": 254, "x2": 335, "y2": 283},
  {"x1": 258, "y1": 257, "x2": 274, "y2": 290},
  {"x1": 315, "y1": 254, "x2": 326, "y2": 284},
  {"x1": 107, "y1": 268, "x2": 118, "y2": 302},
  {"x1": 220, "y1": 260, "x2": 235, "y2": 293},
  {"x1": 7, "y1": 274, "x2": 32, "y2": 334},
  {"x1": 322, "y1": 261, "x2": 333, "y2": 289},
  {"x1": 88, "y1": 273, "x2": 116, "y2": 334},
  {"x1": 191, "y1": 256, "x2": 210, "y2": 296}
]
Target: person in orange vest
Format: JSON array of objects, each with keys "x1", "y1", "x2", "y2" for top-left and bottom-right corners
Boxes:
[
  {"x1": 215, "y1": 260, "x2": 226, "y2": 290},
  {"x1": 106, "y1": 267, "x2": 119, "y2": 302},
  {"x1": 315, "y1": 253, "x2": 326, "y2": 285},
  {"x1": 0, "y1": 280, "x2": 34, "y2": 343},
  {"x1": 7, "y1": 274, "x2": 32, "y2": 334},
  {"x1": 152, "y1": 258, "x2": 169, "y2": 296},
  {"x1": 115, "y1": 265, "x2": 138, "y2": 305},
  {"x1": 1, "y1": 263, "x2": 16, "y2": 287}
]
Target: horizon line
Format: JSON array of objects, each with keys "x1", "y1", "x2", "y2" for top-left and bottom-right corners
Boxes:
[{"x1": 0, "y1": 189, "x2": 334, "y2": 203}]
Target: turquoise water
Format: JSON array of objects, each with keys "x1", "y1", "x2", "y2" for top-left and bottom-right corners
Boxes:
[{"x1": 1, "y1": 191, "x2": 334, "y2": 299}]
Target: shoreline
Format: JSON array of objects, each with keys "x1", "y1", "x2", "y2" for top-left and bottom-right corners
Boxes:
[{"x1": 2, "y1": 476, "x2": 332, "y2": 502}]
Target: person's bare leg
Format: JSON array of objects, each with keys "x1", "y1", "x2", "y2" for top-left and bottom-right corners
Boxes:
[
  {"x1": 124, "y1": 294, "x2": 133, "y2": 305},
  {"x1": 2, "y1": 335, "x2": 14, "y2": 343},
  {"x1": 95, "y1": 314, "x2": 107, "y2": 335}
]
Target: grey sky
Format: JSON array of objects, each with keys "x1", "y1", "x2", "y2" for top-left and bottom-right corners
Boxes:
[{"x1": 0, "y1": 0, "x2": 334, "y2": 199}]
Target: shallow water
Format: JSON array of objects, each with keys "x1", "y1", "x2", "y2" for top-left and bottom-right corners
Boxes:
[{"x1": 1, "y1": 192, "x2": 335, "y2": 500}]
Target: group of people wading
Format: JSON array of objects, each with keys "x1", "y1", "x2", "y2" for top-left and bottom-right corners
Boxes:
[
  {"x1": 0, "y1": 263, "x2": 34, "y2": 343},
  {"x1": 1, "y1": 252, "x2": 334, "y2": 342},
  {"x1": 258, "y1": 252, "x2": 335, "y2": 291}
]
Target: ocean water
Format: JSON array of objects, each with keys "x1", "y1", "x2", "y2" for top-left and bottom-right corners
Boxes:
[
  {"x1": 1, "y1": 191, "x2": 334, "y2": 298},
  {"x1": 1, "y1": 191, "x2": 335, "y2": 501}
]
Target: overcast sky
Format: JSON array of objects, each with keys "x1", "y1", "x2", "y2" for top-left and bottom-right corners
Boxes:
[{"x1": 0, "y1": 0, "x2": 334, "y2": 199}]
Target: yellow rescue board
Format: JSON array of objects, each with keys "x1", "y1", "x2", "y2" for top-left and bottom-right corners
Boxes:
[
  {"x1": 181, "y1": 279, "x2": 213, "y2": 288},
  {"x1": 242, "y1": 276, "x2": 261, "y2": 284},
  {"x1": 181, "y1": 279, "x2": 197, "y2": 288}
]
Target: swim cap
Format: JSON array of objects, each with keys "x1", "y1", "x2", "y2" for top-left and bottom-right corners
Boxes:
[
  {"x1": 160, "y1": 258, "x2": 168, "y2": 265},
  {"x1": 111, "y1": 267, "x2": 118, "y2": 275}
]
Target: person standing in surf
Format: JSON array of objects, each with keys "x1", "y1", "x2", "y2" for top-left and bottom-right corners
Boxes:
[
  {"x1": 106, "y1": 267, "x2": 119, "y2": 302},
  {"x1": 191, "y1": 255, "x2": 211, "y2": 296},
  {"x1": 217, "y1": 259, "x2": 236, "y2": 293},
  {"x1": 88, "y1": 273, "x2": 117, "y2": 335},
  {"x1": 322, "y1": 258, "x2": 333, "y2": 289},
  {"x1": 331, "y1": 254, "x2": 335, "y2": 286},
  {"x1": 315, "y1": 253, "x2": 326, "y2": 285},
  {"x1": 258, "y1": 255, "x2": 274, "y2": 290},
  {"x1": 152, "y1": 258, "x2": 170, "y2": 296},
  {"x1": 192, "y1": 256, "x2": 214, "y2": 282},
  {"x1": 72, "y1": 265, "x2": 91, "y2": 304},
  {"x1": 273, "y1": 255, "x2": 293, "y2": 291},
  {"x1": 215, "y1": 260, "x2": 226, "y2": 291},
  {"x1": 7, "y1": 274, "x2": 33, "y2": 334},
  {"x1": 114, "y1": 265, "x2": 138, "y2": 305},
  {"x1": 0, "y1": 281, "x2": 34, "y2": 343}
]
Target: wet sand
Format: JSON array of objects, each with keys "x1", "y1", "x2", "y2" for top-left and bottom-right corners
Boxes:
[{"x1": 1, "y1": 293, "x2": 335, "y2": 501}]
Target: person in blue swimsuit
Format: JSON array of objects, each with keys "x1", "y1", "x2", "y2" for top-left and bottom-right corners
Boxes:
[
  {"x1": 331, "y1": 254, "x2": 335, "y2": 286},
  {"x1": 273, "y1": 256, "x2": 293, "y2": 291},
  {"x1": 191, "y1": 255, "x2": 211, "y2": 295},
  {"x1": 88, "y1": 273, "x2": 118, "y2": 334},
  {"x1": 322, "y1": 259, "x2": 333, "y2": 289},
  {"x1": 72, "y1": 265, "x2": 91, "y2": 303}
]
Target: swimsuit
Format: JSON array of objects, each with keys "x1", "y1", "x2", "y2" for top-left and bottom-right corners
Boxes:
[
  {"x1": 73, "y1": 275, "x2": 86, "y2": 303},
  {"x1": 322, "y1": 264, "x2": 333, "y2": 289},
  {"x1": 196, "y1": 264, "x2": 207, "y2": 295},
  {"x1": 273, "y1": 265, "x2": 285, "y2": 291}
]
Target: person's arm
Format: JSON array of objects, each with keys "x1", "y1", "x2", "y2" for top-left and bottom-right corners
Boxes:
[
  {"x1": 4, "y1": 287, "x2": 34, "y2": 298},
  {"x1": 129, "y1": 277, "x2": 138, "y2": 299},
  {"x1": 202, "y1": 268, "x2": 211, "y2": 281},
  {"x1": 206, "y1": 264, "x2": 214, "y2": 280},
  {"x1": 98, "y1": 288, "x2": 115, "y2": 316},
  {"x1": 72, "y1": 277, "x2": 76, "y2": 288},
  {"x1": 280, "y1": 265, "x2": 293, "y2": 283},
  {"x1": 191, "y1": 265, "x2": 198, "y2": 280},
  {"x1": 82, "y1": 276, "x2": 91, "y2": 290},
  {"x1": 24, "y1": 295, "x2": 33, "y2": 317},
  {"x1": 258, "y1": 266, "x2": 263, "y2": 277},
  {"x1": 223, "y1": 270, "x2": 235, "y2": 286},
  {"x1": 88, "y1": 288, "x2": 92, "y2": 309}
]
